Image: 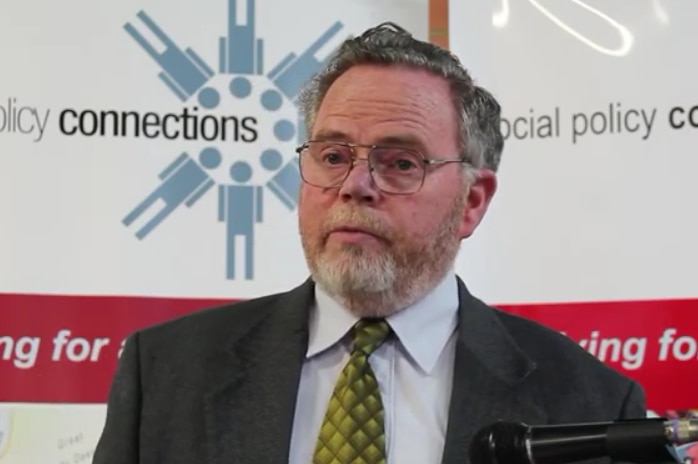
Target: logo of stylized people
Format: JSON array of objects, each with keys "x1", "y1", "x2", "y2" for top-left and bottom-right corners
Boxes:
[{"x1": 120, "y1": 0, "x2": 344, "y2": 280}]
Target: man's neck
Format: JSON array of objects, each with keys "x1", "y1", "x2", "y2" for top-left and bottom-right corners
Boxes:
[{"x1": 316, "y1": 266, "x2": 457, "y2": 318}]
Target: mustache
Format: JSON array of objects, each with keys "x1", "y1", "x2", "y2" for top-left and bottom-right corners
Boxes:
[{"x1": 321, "y1": 207, "x2": 392, "y2": 239}]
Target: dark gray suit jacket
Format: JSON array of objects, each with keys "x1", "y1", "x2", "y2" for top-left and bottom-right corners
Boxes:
[{"x1": 93, "y1": 278, "x2": 646, "y2": 464}]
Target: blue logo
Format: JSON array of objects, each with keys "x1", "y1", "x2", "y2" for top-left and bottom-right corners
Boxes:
[{"x1": 120, "y1": 0, "x2": 345, "y2": 280}]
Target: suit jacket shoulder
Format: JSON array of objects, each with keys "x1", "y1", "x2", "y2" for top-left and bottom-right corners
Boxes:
[
  {"x1": 485, "y1": 297, "x2": 646, "y2": 420},
  {"x1": 93, "y1": 281, "x2": 315, "y2": 464},
  {"x1": 134, "y1": 290, "x2": 288, "y2": 358}
]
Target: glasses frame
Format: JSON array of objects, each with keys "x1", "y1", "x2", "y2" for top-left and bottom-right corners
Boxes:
[{"x1": 295, "y1": 140, "x2": 468, "y2": 195}]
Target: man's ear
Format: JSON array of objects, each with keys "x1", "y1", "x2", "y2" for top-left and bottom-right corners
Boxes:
[{"x1": 458, "y1": 169, "x2": 497, "y2": 239}]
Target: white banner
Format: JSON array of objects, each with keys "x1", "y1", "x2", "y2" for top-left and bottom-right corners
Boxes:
[
  {"x1": 449, "y1": 0, "x2": 698, "y2": 304},
  {"x1": 0, "y1": 405, "x2": 105, "y2": 463},
  {"x1": 0, "y1": 0, "x2": 427, "y2": 300},
  {"x1": 0, "y1": 1, "x2": 428, "y2": 462}
]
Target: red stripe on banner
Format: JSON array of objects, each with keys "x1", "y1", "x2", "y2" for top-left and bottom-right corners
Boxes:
[
  {"x1": 501, "y1": 299, "x2": 698, "y2": 411},
  {"x1": 0, "y1": 293, "x2": 230, "y2": 404},
  {"x1": 1, "y1": 293, "x2": 697, "y2": 408}
]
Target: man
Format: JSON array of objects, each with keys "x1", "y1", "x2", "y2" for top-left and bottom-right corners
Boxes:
[{"x1": 93, "y1": 22, "x2": 646, "y2": 464}]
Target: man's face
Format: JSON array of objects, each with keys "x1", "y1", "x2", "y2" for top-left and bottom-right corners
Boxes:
[{"x1": 298, "y1": 64, "x2": 496, "y2": 315}]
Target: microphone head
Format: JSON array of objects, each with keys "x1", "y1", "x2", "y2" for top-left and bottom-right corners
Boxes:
[{"x1": 469, "y1": 420, "x2": 530, "y2": 464}]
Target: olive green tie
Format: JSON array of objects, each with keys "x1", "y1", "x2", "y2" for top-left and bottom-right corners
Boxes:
[{"x1": 313, "y1": 318, "x2": 392, "y2": 464}]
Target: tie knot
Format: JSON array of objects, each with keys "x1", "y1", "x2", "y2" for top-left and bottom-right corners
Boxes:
[{"x1": 352, "y1": 318, "x2": 391, "y2": 356}]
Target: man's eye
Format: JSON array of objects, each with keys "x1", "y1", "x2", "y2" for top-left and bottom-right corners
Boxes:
[
  {"x1": 375, "y1": 150, "x2": 421, "y2": 171},
  {"x1": 321, "y1": 152, "x2": 347, "y2": 164},
  {"x1": 394, "y1": 158, "x2": 417, "y2": 170}
]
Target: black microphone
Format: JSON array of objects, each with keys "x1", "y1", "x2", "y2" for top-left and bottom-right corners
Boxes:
[{"x1": 469, "y1": 418, "x2": 698, "y2": 464}]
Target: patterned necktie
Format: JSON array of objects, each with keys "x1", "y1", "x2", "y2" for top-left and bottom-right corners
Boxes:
[{"x1": 313, "y1": 318, "x2": 392, "y2": 464}]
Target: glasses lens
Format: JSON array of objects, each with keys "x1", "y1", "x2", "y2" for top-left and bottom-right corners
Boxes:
[
  {"x1": 298, "y1": 142, "x2": 426, "y2": 193},
  {"x1": 370, "y1": 148, "x2": 425, "y2": 193},
  {"x1": 299, "y1": 142, "x2": 353, "y2": 187}
]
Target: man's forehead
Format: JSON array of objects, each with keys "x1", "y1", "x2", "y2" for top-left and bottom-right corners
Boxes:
[
  {"x1": 310, "y1": 124, "x2": 434, "y2": 155},
  {"x1": 319, "y1": 65, "x2": 451, "y2": 109},
  {"x1": 310, "y1": 66, "x2": 458, "y2": 153},
  {"x1": 312, "y1": 128, "x2": 425, "y2": 147}
]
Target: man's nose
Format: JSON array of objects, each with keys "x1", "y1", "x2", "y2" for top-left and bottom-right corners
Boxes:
[{"x1": 338, "y1": 158, "x2": 380, "y2": 203}]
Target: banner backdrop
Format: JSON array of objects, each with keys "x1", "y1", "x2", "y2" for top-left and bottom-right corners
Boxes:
[
  {"x1": 0, "y1": 0, "x2": 428, "y2": 461},
  {"x1": 2, "y1": 0, "x2": 697, "y2": 461},
  {"x1": 448, "y1": 0, "x2": 697, "y2": 459}
]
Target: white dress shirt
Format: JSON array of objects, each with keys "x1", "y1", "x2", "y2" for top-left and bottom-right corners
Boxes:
[{"x1": 288, "y1": 271, "x2": 460, "y2": 464}]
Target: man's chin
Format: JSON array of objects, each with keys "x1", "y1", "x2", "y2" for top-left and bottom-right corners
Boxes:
[
  {"x1": 321, "y1": 243, "x2": 379, "y2": 260},
  {"x1": 312, "y1": 254, "x2": 397, "y2": 293}
]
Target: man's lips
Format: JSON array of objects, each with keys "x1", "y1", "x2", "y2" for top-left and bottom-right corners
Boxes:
[{"x1": 327, "y1": 226, "x2": 385, "y2": 241}]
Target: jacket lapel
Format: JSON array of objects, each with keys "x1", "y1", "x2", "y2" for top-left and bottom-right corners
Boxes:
[
  {"x1": 203, "y1": 280, "x2": 314, "y2": 464},
  {"x1": 441, "y1": 279, "x2": 548, "y2": 464},
  {"x1": 201, "y1": 276, "x2": 549, "y2": 464}
]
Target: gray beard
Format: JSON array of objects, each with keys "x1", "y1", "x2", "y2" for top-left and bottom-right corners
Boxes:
[{"x1": 310, "y1": 242, "x2": 459, "y2": 318}]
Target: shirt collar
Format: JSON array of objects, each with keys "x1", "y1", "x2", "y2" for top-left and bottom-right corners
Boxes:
[{"x1": 307, "y1": 270, "x2": 460, "y2": 375}]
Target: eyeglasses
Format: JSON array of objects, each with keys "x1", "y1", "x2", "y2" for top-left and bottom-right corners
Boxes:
[{"x1": 295, "y1": 140, "x2": 466, "y2": 195}]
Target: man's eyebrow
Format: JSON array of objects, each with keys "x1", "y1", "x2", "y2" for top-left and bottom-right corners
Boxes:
[
  {"x1": 373, "y1": 134, "x2": 425, "y2": 149},
  {"x1": 310, "y1": 130, "x2": 428, "y2": 153},
  {"x1": 311, "y1": 129, "x2": 351, "y2": 141}
]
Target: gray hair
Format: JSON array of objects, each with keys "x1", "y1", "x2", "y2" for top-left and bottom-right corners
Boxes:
[{"x1": 298, "y1": 22, "x2": 504, "y2": 173}]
